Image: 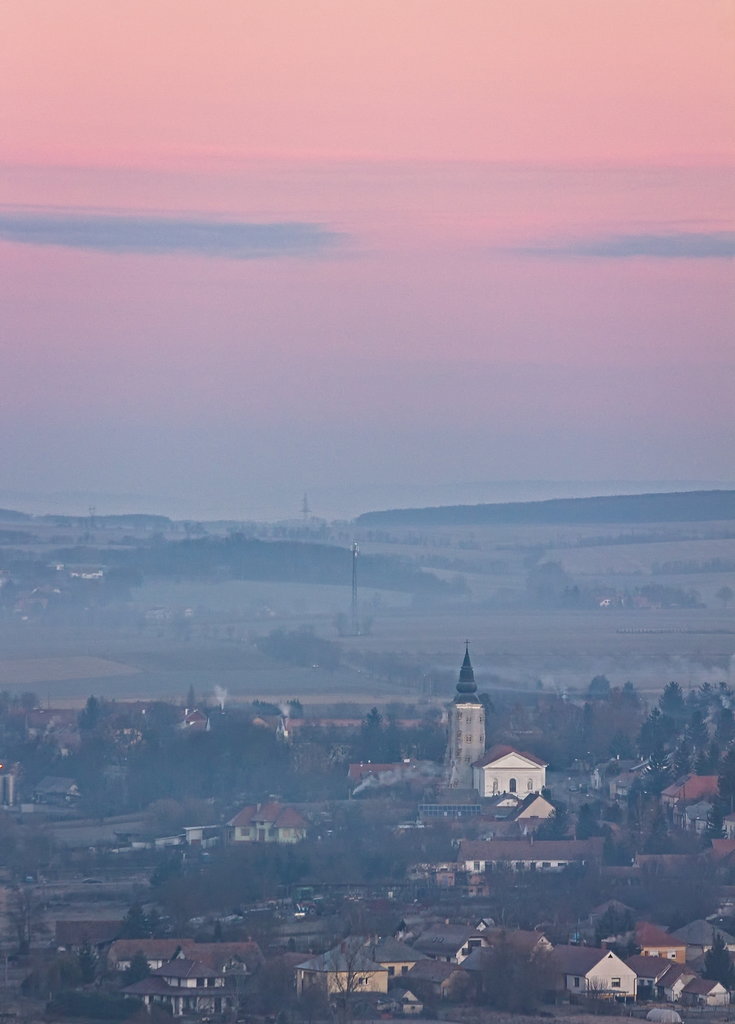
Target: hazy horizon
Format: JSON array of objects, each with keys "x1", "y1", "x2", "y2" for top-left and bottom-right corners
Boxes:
[{"x1": 2, "y1": 478, "x2": 734, "y2": 525}]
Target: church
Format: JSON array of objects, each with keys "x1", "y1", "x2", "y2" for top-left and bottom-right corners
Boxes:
[{"x1": 445, "y1": 645, "x2": 547, "y2": 798}]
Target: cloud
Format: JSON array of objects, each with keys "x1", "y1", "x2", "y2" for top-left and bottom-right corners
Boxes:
[
  {"x1": 513, "y1": 231, "x2": 735, "y2": 260},
  {"x1": 0, "y1": 209, "x2": 343, "y2": 258}
]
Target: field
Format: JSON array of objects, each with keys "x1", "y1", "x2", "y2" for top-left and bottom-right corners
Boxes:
[{"x1": 0, "y1": 511, "x2": 733, "y2": 706}]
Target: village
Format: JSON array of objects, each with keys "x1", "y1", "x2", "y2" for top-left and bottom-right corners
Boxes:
[{"x1": 0, "y1": 648, "x2": 735, "y2": 1024}]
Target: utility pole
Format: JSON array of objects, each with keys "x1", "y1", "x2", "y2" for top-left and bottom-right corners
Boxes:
[{"x1": 351, "y1": 541, "x2": 359, "y2": 636}]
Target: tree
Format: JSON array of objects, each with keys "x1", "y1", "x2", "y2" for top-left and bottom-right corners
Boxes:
[
  {"x1": 479, "y1": 937, "x2": 554, "y2": 1012},
  {"x1": 703, "y1": 932, "x2": 735, "y2": 989},
  {"x1": 77, "y1": 939, "x2": 98, "y2": 984},
  {"x1": 125, "y1": 951, "x2": 151, "y2": 985},
  {"x1": 536, "y1": 802, "x2": 570, "y2": 840},
  {"x1": 120, "y1": 902, "x2": 150, "y2": 939},
  {"x1": 660, "y1": 681, "x2": 686, "y2": 723},
  {"x1": 716, "y1": 585, "x2": 734, "y2": 610},
  {"x1": 588, "y1": 675, "x2": 611, "y2": 701}
]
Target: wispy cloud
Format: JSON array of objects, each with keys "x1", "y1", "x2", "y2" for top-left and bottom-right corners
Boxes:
[
  {"x1": 0, "y1": 210, "x2": 343, "y2": 258},
  {"x1": 513, "y1": 231, "x2": 735, "y2": 260}
]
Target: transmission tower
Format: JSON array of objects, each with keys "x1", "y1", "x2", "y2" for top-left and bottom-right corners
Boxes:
[{"x1": 351, "y1": 541, "x2": 359, "y2": 635}]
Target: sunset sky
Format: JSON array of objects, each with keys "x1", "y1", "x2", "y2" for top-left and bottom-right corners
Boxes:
[{"x1": 1, "y1": 0, "x2": 733, "y2": 519}]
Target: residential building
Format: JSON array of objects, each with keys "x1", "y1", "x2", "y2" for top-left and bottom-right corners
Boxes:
[
  {"x1": 123, "y1": 958, "x2": 229, "y2": 1017},
  {"x1": 670, "y1": 919, "x2": 735, "y2": 960},
  {"x1": 295, "y1": 943, "x2": 388, "y2": 996},
  {"x1": 635, "y1": 923, "x2": 686, "y2": 963},
  {"x1": 457, "y1": 837, "x2": 603, "y2": 873},
  {"x1": 226, "y1": 801, "x2": 308, "y2": 843},
  {"x1": 553, "y1": 945, "x2": 636, "y2": 999}
]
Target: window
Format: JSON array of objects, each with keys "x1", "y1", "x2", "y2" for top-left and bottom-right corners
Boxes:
[
  {"x1": 574, "y1": 977, "x2": 580, "y2": 988},
  {"x1": 465, "y1": 734, "x2": 473, "y2": 742},
  {"x1": 541, "y1": 861, "x2": 551, "y2": 868},
  {"x1": 527, "y1": 778, "x2": 533, "y2": 791},
  {"x1": 668, "y1": 951, "x2": 677, "y2": 959},
  {"x1": 611, "y1": 978, "x2": 621, "y2": 988},
  {"x1": 492, "y1": 778, "x2": 499, "y2": 794},
  {"x1": 509, "y1": 778, "x2": 517, "y2": 793},
  {"x1": 401, "y1": 966, "x2": 408, "y2": 975},
  {"x1": 388, "y1": 966, "x2": 395, "y2": 976}
]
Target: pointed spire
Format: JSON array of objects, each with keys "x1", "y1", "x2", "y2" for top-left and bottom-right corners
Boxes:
[{"x1": 456, "y1": 641, "x2": 478, "y2": 700}]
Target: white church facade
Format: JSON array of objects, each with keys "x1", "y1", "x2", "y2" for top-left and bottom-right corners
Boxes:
[{"x1": 472, "y1": 744, "x2": 547, "y2": 799}]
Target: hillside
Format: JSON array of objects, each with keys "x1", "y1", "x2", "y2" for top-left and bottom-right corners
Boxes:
[{"x1": 356, "y1": 489, "x2": 735, "y2": 527}]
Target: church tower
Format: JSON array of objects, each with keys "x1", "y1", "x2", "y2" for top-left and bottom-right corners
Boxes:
[{"x1": 446, "y1": 644, "x2": 486, "y2": 789}]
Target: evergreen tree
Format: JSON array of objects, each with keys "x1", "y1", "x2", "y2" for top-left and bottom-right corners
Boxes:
[
  {"x1": 660, "y1": 681, "x2": 686, "y2": 722},
  {"x1": 706, "y1": 797, "x2": 726, "y2": 841},
  {"x1": 124, "y1": 951, "x2": 151, "y2": 985},
  {"x1": 77, "y1": 939, "x2": 97, "y2": 984},
  {"x1": 119, "y1": 903, "x2": 151, "y2": 939},
  {"x1": 703, "y1": 932, "x2": 735, "y2": 989},
  {"x1": 716, "y1": 708, "x2": 735, "y2": 747},
  {"x1": 576, "y1": 803, "x2": 602, "y2": 839},
  {"x1": 642, "y1": 748, "x2": 672, "y2": 795},
  {"x1": 718, "y1": 748, "x2": 735, "y2": 814},
  {"x1": 673, "y1": 738, "x2": 693, "y2": 778},
  {"x1": 536, "y1": 802, "x2": 570, "y2": 840},
  {"x1": 686, "y1": 709, "x2": 709, "y2": 754}
]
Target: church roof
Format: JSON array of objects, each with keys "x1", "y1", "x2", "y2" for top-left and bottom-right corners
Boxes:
[
  {"x1": 455, "y1": 644, "x2": 479, "y2": 702},
  {"x1": 472, "y1": 744, "x2": 547, "y2": 768}
]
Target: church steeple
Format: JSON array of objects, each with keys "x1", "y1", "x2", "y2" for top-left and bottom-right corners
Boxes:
[{"x1": 455, "y1": 641, "x2": 478, "y2": 701}]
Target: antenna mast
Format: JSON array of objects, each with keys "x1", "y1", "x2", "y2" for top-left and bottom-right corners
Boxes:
[{"x1": 351, "y1": 541, "x2": 359, "y2": 635}]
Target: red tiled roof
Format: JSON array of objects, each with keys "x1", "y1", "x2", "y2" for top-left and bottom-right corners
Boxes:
[
  {"x1": 636, "y1": 922, "x2": 684, "y2": 949},
  {"x1": 228, "y1": 802, "x2": 307, "y2": 829},
  {"x1": 661, "y1": 775, "x2": 718, "y2": 802},
  {"x1": 472, "y1": 744, "x2": 547, "y2": 768}
]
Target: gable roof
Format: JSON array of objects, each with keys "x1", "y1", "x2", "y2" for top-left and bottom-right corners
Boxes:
[
  {"x1": 228, "y1": 802, "x2": 307, "y2": 830},
  {"x1": 661, "y1": 775, "x2": 718, "y2": 802},
  {"x1": 552, "y1": 945, "x2": 622, "y2": 976},
  {"x1": 472, "y1": 744, "x2": 547, "y2": 769},
  {"x1": 406, "y1": 959, "x2": 461, "y2": 983},
  {"x1": 671, "y1": 920, "x2": 735, "y2": 946},
  {"x1": 152, "y1": 958, "x2": 218, "y2": 980},
  {"x1": 363, "y1": 938, "x2": 427, "y2": 964},
  {"x1": 412, "y1": 924, "x2": 481, "y2": 955},
  {"x1": 625, "y1": 955, "x2": 676, "y2": 981},
  {"x1": 682, "y1": 977, "x2": 726, "y2": 995},
  {"x1": 636, "y1": 922, "x2": 685, "y2": 949},
  {"x1": 296, "y1": 946, "x2": 386, "y2": 974}
]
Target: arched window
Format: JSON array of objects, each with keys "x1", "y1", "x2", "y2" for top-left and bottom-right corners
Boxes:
[
  {"x1": 509, "y1": 777, "x2": 517, "y2": 794},
  {"x1": 527, "y1": 777, "x2": 534, "y2": 791},
  {"x1": 492, "y1": 777, "x2": 499, "y2": 795}
]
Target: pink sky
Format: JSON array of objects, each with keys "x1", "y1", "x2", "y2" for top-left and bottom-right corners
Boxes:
[{"x1": 0, "y1": 0, "x2": 733, "y2": 518}]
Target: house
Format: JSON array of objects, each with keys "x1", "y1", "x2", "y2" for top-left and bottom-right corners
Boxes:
[
  {"x1": 396, "y1": 988, "x2": 423, "y2": 1015},
  {"x1": 227, "y1": 802, "x2": 308, "y2": 843},
  {"x1": 462, "y1": 932, "x2": 554, "y2": 998},
  {"x1": 472, "y1": 744, "x2": 547, "y2": 798},
  {"x1": 404, "y1": 958, "x2": 468, "y2": 1000},
  {"x1": 635, "y1": 923, "x2": 686, "y2": 963},
  {"x1": 362, "y1": 938, "x2": 427, "y2": 977},
  {"x1": 656, "y1": 962, "x2": 697, "y2": 1002},
  {"x1": 625, "y1": 955, "x2": 675, "y2": 1000},
  {"x1": 457, "y1": 838, "x2": 603, "y2": 873},
  {"x1": 32, "y1": 776, "x2": 80, "y2": 805},
  {"x1": 553, "y1": 945, "x2": 637, "y2": 999},
  {"x1": 680, "y1": 977, "x2": 730, "y2": 1006},
  {"x1": 661, "y1": 775, "x2": 718, "y2": 811},
  {"x1": 670, "y1": 919, "x2": 735, "y2": 960},
  {"x1": 108, "y1": 939, "x2": 263, "y2": 974},
  {"x1": 680, "y1": 800, "x2": 713, "y2": 833},
  {"x1": 0, "y1": 762, "x2": 19, "y2": 806},
  {"x1": 123, "y1": 958, "x2": 229, "y2": 1017},
  {"x1": 412, "y1": 924, "x2": 488, "y2": 964},
  {"x1": 295, "y1": 943, "x2": 388, "y2": 997}
]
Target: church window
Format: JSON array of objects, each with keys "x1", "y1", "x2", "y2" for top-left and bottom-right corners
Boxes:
[
  {"x1": 492, "y1": 778, "x2": 499, "y2": 794},
  {"x1": 465, "y1": 734, "x2": 472, "y2": 742},
  {"x1": 527, "y1": 778, "x2": 533, "y2": 791},
  {"x1": 509, "y1": 778, "x2": 517, "y2": 793}
]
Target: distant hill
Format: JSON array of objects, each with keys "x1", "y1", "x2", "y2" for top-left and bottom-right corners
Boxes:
[
  {"x1": 47, "y1": 534, "x2": 455, "y2": 596},
  {"x1": 355, "y1": 489, "x2": 735, "y2": 527},
  {"x1": 0, "y1": 508, "x2": 31, "y2": 522}
]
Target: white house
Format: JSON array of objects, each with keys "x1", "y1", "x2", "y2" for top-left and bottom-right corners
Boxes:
[
  {"x1": 553, "y1": 945, "x2": 636, "y2": 999},
  {"x1": 472, "y1": 744, "x2": 547, "y2": 798}
]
